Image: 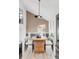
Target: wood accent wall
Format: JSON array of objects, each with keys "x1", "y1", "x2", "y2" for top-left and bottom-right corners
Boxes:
[{"x1": 26, "y1": 11, "x2": 49, "y2": 32}]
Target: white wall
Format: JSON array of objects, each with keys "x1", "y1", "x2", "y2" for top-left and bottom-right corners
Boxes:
[
  {"x1": 19, "y1": 0, "x2": 27, "y2": 58},
  {"x1": 49, "y1": 16, "x2": 57, "y2": 56},
  {"x1": 19, "y1": 0, "x2": 27, "y2": 43}
]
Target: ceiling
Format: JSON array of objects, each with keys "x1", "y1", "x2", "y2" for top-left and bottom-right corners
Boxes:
[{"x1": 19, "y1": 0, "x2": 59, "y2": 21}]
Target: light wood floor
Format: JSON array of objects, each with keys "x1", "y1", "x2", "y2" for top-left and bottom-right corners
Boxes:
[{"x1": 22, "y1": 46, "x2": 55, "y2": 59}]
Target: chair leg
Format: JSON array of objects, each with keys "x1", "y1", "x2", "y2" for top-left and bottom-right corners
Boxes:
[
  {"x1": 32, "y1": 44, "x2": 34, "y2": 52},
  {"x1": 25, "y1": 45, "x2": 28, "y2": 51},
  {"x1": 44, "y1": 43, "x2": 46, "y2": 52},
  {"x1": 51, "y1": 44, "x2": 53, "y2": 51}
]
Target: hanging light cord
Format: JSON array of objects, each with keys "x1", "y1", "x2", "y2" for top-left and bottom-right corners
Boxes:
[{"x1": 38, "y1": 0, "x2": 40, "y2": 16}]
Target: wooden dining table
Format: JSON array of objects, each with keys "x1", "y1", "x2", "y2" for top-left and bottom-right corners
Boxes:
[{"x1": 32, "y1": 38, "x2": 47, "y2": 53}]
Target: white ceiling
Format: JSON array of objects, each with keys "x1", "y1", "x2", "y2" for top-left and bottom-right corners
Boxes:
[{"x1": 19, "y1": 0, "x2": 59, "y2": 21}]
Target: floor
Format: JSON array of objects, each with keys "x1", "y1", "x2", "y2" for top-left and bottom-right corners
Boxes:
[{"x1": 22, "y1": 46, "x2": 55, "y2": 59}]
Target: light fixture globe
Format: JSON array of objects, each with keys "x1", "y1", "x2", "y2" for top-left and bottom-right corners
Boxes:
[{"x1": 35, "y1": 15, "x2": 42, "y2": 19}]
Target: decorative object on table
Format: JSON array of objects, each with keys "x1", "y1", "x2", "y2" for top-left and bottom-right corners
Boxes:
[{"x1": 36, "y1": 34, "x2": 41, "y2": 38}]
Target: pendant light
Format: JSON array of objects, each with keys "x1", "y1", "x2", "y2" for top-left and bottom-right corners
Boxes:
[{"x1": 35, "y1": 0, "x2": 42, "y2": 19}]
